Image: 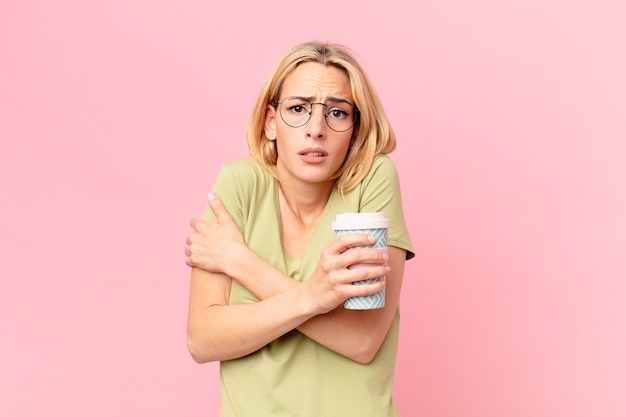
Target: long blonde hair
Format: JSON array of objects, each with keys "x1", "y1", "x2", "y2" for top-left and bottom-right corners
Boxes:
[{"x1": 246, "y1": 41, "x2": 396, "y2": 193}]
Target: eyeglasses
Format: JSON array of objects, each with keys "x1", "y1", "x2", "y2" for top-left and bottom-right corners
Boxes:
[{"x1": 276, "y1": 96, "x2": 358, "y2": 132}]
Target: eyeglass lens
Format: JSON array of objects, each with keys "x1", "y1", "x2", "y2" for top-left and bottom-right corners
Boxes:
[{"x1": 278, "y1": 97, "x2": 356, "y2": 132}]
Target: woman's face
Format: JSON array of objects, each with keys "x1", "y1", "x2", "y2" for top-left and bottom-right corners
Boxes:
[{"x1": 265, "y1": 62, "x2": 354, "y2": 190}]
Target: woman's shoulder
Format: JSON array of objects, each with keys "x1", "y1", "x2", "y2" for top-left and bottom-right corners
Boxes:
[
  {"x1": 222, "y1": 157, "x2": 262, "y2": 172},
  {"x1": 220, "y1": 158, "x2": 273, "y2": 181},
  {"x1": 372, "y1": 154, "x2": 397, "y2": 170},
  {"x1": 212, "y1": 158, "x2": 275, "y2": 215},
  {"x1": 362, "y1": 154, "x2": 399, "y2": 184}
]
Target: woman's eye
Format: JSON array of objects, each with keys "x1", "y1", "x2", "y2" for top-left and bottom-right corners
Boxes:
[
  {"x1": 328, "y1": 109, "x2": 348, "y2": 119},
  {"x1": 290, "y1": 105, "x2": 307, "y2": 114}
]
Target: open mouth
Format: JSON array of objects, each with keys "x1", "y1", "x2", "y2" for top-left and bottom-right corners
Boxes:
[{"x1": 298, "y1": 148, "x2": 328, "y2": 157}]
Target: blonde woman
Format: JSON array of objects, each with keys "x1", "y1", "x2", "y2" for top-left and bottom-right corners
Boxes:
[{"x1": 186, "y1": 41, "x2": 414, "y2": 417}]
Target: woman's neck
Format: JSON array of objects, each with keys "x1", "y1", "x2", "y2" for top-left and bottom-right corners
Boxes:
[
  {"x1": 277, "y1": 179, "x2": 333, "y2": 227},
  {"x1": 277, "y1": 179, "x2": 333, "y2": 259}
]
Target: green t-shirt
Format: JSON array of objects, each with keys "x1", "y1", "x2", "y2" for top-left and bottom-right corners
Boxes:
[{"x1": 204, "y1": 154, "x2": 414, "y2": 417}]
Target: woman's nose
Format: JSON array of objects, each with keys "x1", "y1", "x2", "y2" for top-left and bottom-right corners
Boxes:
[{"x1": 306, "y1": 103, "x2": 327, "y2": 138}]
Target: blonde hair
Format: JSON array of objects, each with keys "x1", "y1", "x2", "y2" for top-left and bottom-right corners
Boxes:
[{"x1": 246, "y1": 41, "x2": 396, "y2": 193}]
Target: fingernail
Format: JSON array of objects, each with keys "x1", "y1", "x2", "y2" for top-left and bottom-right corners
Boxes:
[{"x1": 208, "y1": 192, "x2": 216, "y2": 201}]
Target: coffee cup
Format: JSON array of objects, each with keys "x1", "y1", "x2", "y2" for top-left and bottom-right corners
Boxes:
[{"x1": 332, "y1": 212, "x2": 390, "y2": 310}]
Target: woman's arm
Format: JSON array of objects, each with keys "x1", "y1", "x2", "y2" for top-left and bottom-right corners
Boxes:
[
  {"x1": 187, "y1": 267, "x2": 310, "y2": 363},
  {"x1": 300, "y1": 246, "x2": 405, "y2": 364},
  {"x1": 186, "y1": 195, "x2": 405, "y2": 364}
]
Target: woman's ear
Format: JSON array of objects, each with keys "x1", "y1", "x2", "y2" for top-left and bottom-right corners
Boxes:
[{"x1": 264, "y1": 105, "x2": 277, "y2": 140}]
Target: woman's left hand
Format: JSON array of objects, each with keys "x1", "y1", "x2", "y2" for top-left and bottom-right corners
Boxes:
[{"x1": 185, "y1": 193, "x2": 245, "y2": 274}]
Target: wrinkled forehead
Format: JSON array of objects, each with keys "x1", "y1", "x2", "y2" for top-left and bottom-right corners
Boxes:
[{"x1": 278, "y1": 62, "x2": 352, "y2": 102}]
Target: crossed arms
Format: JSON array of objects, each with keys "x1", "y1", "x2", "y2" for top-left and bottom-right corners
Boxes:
[{"x1": 186, "y1": 195, "x2": 407, "y2": 364}]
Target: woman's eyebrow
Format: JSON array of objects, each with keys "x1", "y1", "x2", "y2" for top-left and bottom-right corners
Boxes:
[
  {"x1": 327, "y1": 97, "x2": 352, "y2": 104},
  {"x1": 291, "y1": 95, "x2": 352, "y2": 104}
]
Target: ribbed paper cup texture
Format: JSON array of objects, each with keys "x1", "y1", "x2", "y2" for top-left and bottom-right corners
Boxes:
[{"x1": 332, "y1": 213, "x2": 390, "y2": 310}]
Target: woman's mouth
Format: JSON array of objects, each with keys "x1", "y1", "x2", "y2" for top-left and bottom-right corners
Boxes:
[{"x1": 298, "y1": 149, "x2": 328, "y2": 163}]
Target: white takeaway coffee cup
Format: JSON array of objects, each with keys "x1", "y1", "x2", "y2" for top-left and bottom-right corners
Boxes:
[{"x1": 332, "y1": 212, "x2": 390, "y2": 310}]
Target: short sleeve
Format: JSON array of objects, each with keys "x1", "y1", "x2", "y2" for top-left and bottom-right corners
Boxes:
[
  {"x1": 201, "y1": 160, "x2": 250, "y2": 234},
  {"x1": 358, "y1": 155, "x2": 415, "y2": 260}
]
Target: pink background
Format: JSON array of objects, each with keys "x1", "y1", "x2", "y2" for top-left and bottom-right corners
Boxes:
[{"x1": 1, "y1": 1, "x2": 625, "y2": 416}]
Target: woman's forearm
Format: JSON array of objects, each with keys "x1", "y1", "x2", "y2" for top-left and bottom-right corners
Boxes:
[
  {"x1": 224, "y1": 244, "x2": 406, "y2": 363},
  {"x1": 187, "y1": 267, "x2": 313, "y2": 363},
  {"x1": 223, "y1": 242, "x2": 299, "y2": 297}
]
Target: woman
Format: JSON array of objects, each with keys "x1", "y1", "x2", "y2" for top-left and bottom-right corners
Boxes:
[{"x1": 185, "y1": 41, "x2": 414, "y2": 417}]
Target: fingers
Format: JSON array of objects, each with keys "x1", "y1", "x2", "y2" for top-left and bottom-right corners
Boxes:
[
  {"x1": 345, "y1": 276, "x2": 386, "y2": 295},
  {"x1": 324, "y1": 234, "x2": 386, "y2": 265},
  {"x1": 323, "y1": 263, "x2": 388, "y2": 307},
  {"x1": 184, "y1": 238, "x2": 195, "y2": 267},
  {"x1": 331, "y1": 233, "x2": 376, "y2": 254},
  {"x1": 207, "y1": 192, "x2": 235, "y2": 226},
  {"x1": 345, "y1": 247, "x2": 388, "y2": 266},
  {"x1": 189, "y1": 217, "x2": 205, "y2": 230},
  {"x1": 332, "y1": 247, "x2": 388, "y2": 292},
  {"x1": 319, "y1": 236, "x2": 389, "y2": 288},
  {"x1": 332, "y1": 262, "x2": 389, "y2": 284},
  {"x1": 189, "y1": 193, "x2": 234, "y2": 230}
]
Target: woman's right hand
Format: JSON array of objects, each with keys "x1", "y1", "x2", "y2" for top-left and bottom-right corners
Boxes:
[
  {"x1": 185, "y1": 193, "x2": 246, "y2": 276},
  {"x1": 301, "y1": 235, "x2": 390, "y2": 315}
]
